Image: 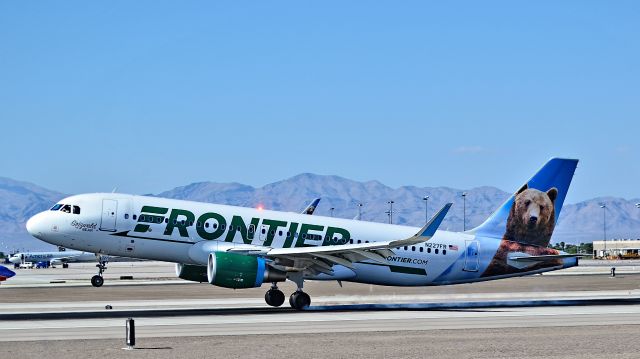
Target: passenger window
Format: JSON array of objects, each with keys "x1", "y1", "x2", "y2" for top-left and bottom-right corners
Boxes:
[
  {"x1": 213, "y1": 223, "x2": 218, "y2": 229},
  {"x1": 196, "y1": 222, "x2": 201, "y2": 228},
  {"x1": 125, "y1": 214, "x2": 129, "y2": 219},
  {"x1": 443, "y1": 249, "x2": 447, "y2": 255},
  {"x1": 357, "y1": 240, "x2": 361, "y2": 244},
  {"x1": 133, "y1": 215, "x2": 137, "y2": 220},
  {"x1": 286, "y1": 232, "x2": 291, "y2": 238},
  {"x1": 419, "y1": 247, "x2": 423, "y2": 252},
  {"x1": 302, "y1": 233, "x2": 307, "y2": 239},
  {"x1": 249, "y1": 225, "x2": 255, "y2": 233},
  {"x1": 205, "y1": 222, "x2": 210, "y2": 228},
  {"x1": 61, "y1": 205, "x2": 71, "y2": 213},
  {"x1": 435, "y1": 249, "x2": 439, "y2": 254},
  {"x1": 164, "y1": 218, "x2": 168, "y2": 223},
  {"x1": 427, "y1": 248, "x2": 431, "y2": 253},
  {"x1": 404, "y1": 246, "x2": 408, "y2": 251},
  {"x1": 412, "y1": 246, "x2": 415, "y2": 251},
  {"x1": 350, "y1": 239, "x2": 353, "y2": 244},
  {"x1": 229, "y1": 225, "x2": 234, "y2": 231},
  {"x1": 262, "y1": 228, "x2": 266, "y2": 234},
  {"x1": 221, "y1": 224, "x2": 226, "y2": 230},
  {"x1": 279, "y1": 230, "x2": 283, "y2": 236}
]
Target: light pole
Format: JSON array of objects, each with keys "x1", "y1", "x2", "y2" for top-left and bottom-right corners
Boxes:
[
  {"x1": 387, "y1": 200, "x2": 394, "y2": 224},
  {"x1": 357, "y1": 203, "x2": 363, "y2": 221},
  {"x1": 423, "y1": 196, "x2": 429, "y2": 223},
  {"x1": 330, "y1": 207, "x2": 335, "y2": 217},
  {"x1": 462, "y1": 192, "x2": 467, "y2": 231},
  {"x1": 600, "y1": 204, "x2": 607, "y2": 258}
]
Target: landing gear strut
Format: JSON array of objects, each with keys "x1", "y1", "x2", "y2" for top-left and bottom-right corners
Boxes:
[
  {"x1": 264, "y1": 283, "x2": 285, "y2": 307},
  {"x1": 91, "y1": 259, "x2": 107, "y2": 288},
  {"x1": 287, "y1": 272, "x2": 310, "y2": 310}
]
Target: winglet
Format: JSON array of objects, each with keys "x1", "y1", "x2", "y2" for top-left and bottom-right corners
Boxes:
[{"x1": 417, "y1": 203, "x2": 452, "y2": 238}]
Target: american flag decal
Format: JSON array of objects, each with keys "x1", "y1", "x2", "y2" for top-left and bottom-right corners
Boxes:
[{"x1": 448, "y1": 244, "x2": 459, "y2": 251}]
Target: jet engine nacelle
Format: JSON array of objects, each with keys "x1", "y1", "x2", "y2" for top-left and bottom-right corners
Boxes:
[
  {"x1": 207, "y1": 252, "x2": 286, "y2": 289},
  {"x1": 175, "y1": 263, "x2": 208, "y2": 283}
]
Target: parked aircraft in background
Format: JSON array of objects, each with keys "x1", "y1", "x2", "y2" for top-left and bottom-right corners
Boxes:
[
  {"x1": 25, "y1": 158, "x2": 582, "y2": 310},
  {"x1": 9, "y1": 250, "x2": 98, "y2": 268},
  {"x1": 301, "y1": 198, "x2": 321, "y2": 215}
]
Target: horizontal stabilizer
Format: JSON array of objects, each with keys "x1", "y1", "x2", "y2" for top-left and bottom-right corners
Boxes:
[{"x1": 509, "y1": 253, "x2": 592, "y2": 262}]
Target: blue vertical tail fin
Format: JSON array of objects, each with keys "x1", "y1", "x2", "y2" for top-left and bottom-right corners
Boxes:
[{"x1": 470, "y1": 158, "x2": 578, "y2": 247}]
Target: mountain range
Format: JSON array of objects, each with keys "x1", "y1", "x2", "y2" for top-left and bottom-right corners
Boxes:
[{"x1": 1, "y1": 174, "x2": 639, "y2": 251}]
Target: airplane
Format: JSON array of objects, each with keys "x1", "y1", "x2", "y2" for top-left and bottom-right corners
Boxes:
[
  {"x1": 0, "y1": 265, "x2": 16, "y2": 284},
  {"x1": 301, "y1": 198, "x2": 321, "y2": 215},
  {"x1": 25, "y1": 158, "x2": 581, "y2": 310},
  {"x1": 9, "y1": 250, "x2": 99, "y2": 268}
]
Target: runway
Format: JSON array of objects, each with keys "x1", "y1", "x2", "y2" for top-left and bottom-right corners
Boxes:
[{"x1": 2, "y1": 261, "x2": 640, "y2": 358}]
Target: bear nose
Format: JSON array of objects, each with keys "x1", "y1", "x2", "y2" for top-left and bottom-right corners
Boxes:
[{"x1": 529, "y1": 216, "x2": 538, "y2": 224}]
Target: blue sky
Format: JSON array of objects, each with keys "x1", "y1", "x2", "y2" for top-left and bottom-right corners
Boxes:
[{"x1": 1, "y1": 1, "x2": 638, "y2": 203}]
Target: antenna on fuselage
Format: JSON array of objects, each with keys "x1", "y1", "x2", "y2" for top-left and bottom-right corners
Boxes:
[{"x1": 111, "y1": 187, "x2": 118, "y2": 193}]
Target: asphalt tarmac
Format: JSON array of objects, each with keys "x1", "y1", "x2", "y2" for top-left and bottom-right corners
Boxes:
[{"x1": 2, "y1": 261, "x2": 640, "y2": 358}]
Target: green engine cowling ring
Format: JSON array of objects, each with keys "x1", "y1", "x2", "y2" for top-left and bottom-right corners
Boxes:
[{"x1": 207, "y1": 252, "x2": 266, "y2": 289}]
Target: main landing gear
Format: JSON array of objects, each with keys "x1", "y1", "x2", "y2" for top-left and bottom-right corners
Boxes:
[
  {"x1": 264, "y1": 284, "x2": 285, "y2": 307},
  {"x1": 289, "y1": 290, "x2": 311, "y2": 310},
  {"x1": 263, "y1": 273, "x2": 311, "y2": 310},
  {"x1": 91, "y1": 259, "x2": 108, "y2": 288},
  {"x1": 263, "y1": 285, "x2": 311, "y2": 310}
]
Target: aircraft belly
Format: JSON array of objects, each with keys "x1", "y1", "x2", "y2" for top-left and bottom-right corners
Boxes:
[{"x1": 351, "y1": 262, "x2": 431, "y2": 286}]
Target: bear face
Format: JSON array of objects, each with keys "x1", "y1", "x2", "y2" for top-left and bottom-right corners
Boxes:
[{"x1": 504, "y1": 185, "x2": 558, "y2": 247}]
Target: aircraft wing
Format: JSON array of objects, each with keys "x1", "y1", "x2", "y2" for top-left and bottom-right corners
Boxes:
[{"x1": 229, "y1": 203, "x2": 452, "y2": 275}]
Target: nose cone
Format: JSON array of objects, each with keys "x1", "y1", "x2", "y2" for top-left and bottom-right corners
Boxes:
[
  {"x1": 26, "y1": 212, "x2": 46, "y2": 239},
  {"x1": 9, "y1": 256, "x2": 20, "y2": 264}
]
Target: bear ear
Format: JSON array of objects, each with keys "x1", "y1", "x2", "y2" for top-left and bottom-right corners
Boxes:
[
  {"x1": 547, "y1": 188, "x2": 558, "y2": 202},
  {"x1": 516, "y1": 184, "x2": 528, "y2": 194}
]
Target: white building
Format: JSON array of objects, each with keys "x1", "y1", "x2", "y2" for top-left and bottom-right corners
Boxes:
[{"x1": 593, "y1": 239, "x2": 640, "y2": 258}]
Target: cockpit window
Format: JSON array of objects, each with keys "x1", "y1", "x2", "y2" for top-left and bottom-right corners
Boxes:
[
  {"x1": 50, "y1": 204, "x2": 63, "y2": 211},
  {"x1": 61, "y1": 204, "x2": 71, "y2": 213},
  {"x1": 72, "y1": 206, "x2": 81, "y2": 215}
]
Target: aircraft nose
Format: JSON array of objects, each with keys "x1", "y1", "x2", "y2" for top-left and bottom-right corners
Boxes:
[
  {"x1": 9, "y1": 256, "x2": 20, "y2": 264},
  {"x1": 26, "y1": 212, "x2": 46, "y2": 238}
]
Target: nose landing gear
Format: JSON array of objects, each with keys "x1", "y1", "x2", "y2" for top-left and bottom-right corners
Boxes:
[{"x1": 91, "y1": 260, "x2": 108, "y2": 288}]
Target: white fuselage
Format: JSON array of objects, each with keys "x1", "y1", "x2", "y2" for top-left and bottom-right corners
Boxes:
[{"x1": 26, "y1": 193, "x2": 576, "y2": 286}]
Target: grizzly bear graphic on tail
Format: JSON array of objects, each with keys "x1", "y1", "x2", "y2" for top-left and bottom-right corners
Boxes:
[{"x1": 482, "y1": 184, "x2": 562, "y2": 277}]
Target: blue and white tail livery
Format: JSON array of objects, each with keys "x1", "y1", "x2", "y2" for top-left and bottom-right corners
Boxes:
[{"x1": 26, "y1": 158, "x2": 580, "y2": 309}]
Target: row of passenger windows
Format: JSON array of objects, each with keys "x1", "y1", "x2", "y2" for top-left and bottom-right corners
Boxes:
[
  {"x1": 348, "y1": 238, "x2": 448, "y2": 255},
  {"x1": 50, "y1": 204, "x2": 81, "y2": 215},
  {"x1": 123, "y1": 212, "x2": 447, "y2": 254}
]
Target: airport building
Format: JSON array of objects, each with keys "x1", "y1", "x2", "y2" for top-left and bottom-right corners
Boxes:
[{"x1": 593, "y1": 239, "x2": 640, "y2": 259}]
